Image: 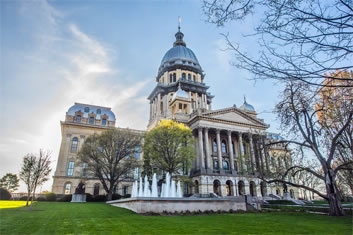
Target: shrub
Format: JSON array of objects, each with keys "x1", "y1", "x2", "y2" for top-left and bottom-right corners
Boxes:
[
  {"x1": 44, "y1": 192, "x2": 57, "y2": 202},
  {"x1": 57, "y1": 194, "x2": 72, "y2": 202},
  {"x1": 36, "y1": 197, "x2": 46, "y2": 201},
  {"x1": 112, "y1": 194, "x2": 122, "y2": 200},
  {"x1": 0, "y1": 188, "x2": 11, "y2": 200},
  {"x1": 19, "y1": 196, "x2": 32, "y2": 201}
]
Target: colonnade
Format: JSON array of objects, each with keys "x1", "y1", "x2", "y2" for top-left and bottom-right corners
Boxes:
[{"x1": 194, "y1": 127, "x2": 266, "y2": 175}]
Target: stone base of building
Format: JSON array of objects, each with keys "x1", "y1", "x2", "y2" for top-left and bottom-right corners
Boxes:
[{"x1": 71, "y1": 194, "x2": 86, "y2": 202}]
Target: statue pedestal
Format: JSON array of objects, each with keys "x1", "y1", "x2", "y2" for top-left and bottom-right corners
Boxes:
[
  {"x1": 283, "y1": 192, "x2": 291, "y2": 200},
  {"x1": 71, "y1": 194, "x2": 86, "y2": 202}
]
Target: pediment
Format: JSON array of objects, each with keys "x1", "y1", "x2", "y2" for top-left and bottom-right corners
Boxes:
[{"x1": 202, "y1": 108, "x2": 266, "y2": 127}]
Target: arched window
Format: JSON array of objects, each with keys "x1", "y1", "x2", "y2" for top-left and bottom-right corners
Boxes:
[
  {"x1": 182, "y1": 73, "x2": 186, "y2": 80},
  {"x1": 193, "y1": 75, "x2": 196, "y2": 81},
  {"x1": 194, "y1": 180, "x2": 199, "y2": 194},
  {"x1": 223, "y1": 160, "x2": 229, "y2": 170},
  {"x1": 249, "y1": 181, "x2": 256, "y2": 196},
  {"x1": 188, "y1": 74, "x2": 191, "y2": 80},
  {"x1": 64, "y1": 183, "x2": 71, "y2": 194},
  {"x1": 214, "y1": 160, "x2": 219, "y2": 169},
  {"x1": 169, "y1": 74, "x2": 173, "y2": 83},
  {"x1": 173, "y1": 73, "x2": 176, "y2": 82},
  {"x1": 71, "y1": 137, "x2": 78, "y2": 152},
  {"x1": 238, "y1": 181, "x2": 245, "y2": 195},
  {"x1": 213, "y1": 180, "x2": 221, "y2": 196},
  {"x1": 221, "y1": 140, "x2": 227, "y2": 153},
  {"x1": 213, "y1": 139, "x2": 217, "y2": 152}
]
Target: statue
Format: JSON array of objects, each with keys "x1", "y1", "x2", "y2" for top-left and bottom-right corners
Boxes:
[
  {"x1": 75, "y1": 182, "x2": 85, "y2": 194},
  {"x1": 283, "y1": 183, "x2": 288, "y2": 193}
]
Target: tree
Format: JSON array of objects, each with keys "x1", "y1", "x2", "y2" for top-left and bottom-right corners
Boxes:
[
  {"x1": 0, "y1": 173, "x2": 19, "y2": 192},
  {"x1": 202, "y1": 0, "x2": 353, "y2": 87},
  {"x1": 79, "y1": 128, "x2": 142, "y2": 201},
  {"x1": 316, "y1": 70, "x2": 353, "y2": 195},
  {"x1": 268, "y1": 81, "x2": 352, "y2": 216},
  {"x1": 202, "y1": 0, "x2": 353, "y2": 216},
  {"x1": 19, "y1": 150, "x2": 52, "y2": 206},
  {"x1": 143, "y1": 120, "x2": 195, "y2": 177}
]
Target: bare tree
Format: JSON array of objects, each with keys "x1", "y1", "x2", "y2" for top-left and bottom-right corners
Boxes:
[
  {"x1": 203, "y1": 0, "x2": 353, "y2": 87},
  {"x1": 265, "y1": 81, "x2": 352, "y2": 216},
  {"x1": 79, "y1": 129, "x2": 142, "y2": 201},
  {"x1": 19, "y1": 150, "x2": 52, "y2": 206}
]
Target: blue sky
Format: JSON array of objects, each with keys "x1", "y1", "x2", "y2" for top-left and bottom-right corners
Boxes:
[{"x1": 1, "y1": 0, "x2": 282, "y2": 192}]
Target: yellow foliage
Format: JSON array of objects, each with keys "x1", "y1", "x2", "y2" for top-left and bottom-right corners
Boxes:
[{"x1": 157, "y1": 119, "x2": 191, "y2": 131}]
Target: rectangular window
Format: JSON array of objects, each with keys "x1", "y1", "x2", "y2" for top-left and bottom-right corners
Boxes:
[
  {"x1": 64, "y1": 183, "x2": 71, "y2": 194},
  {"x1": 102, "y1": 118, "x2": 107, "y2": 126},
  {"x1": 76, "y1": 115, "x2": 81, "y2": 123},
  {"x1": 82, "y1": 162, "x2": 88, "y2": 177},
  {"x1": 89, "y1": 117, "x2": 94, "y2": 125},
  {"x1": 67, "y1": 161, "x2": 74, "y2": 176}
]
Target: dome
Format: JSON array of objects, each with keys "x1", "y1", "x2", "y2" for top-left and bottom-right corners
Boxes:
[
  {"x1": 158, "y1": 28, "x2": 202, "y2": 76},
  {"x1": 67, "y1": 103, "x2": 116, "y2": 121},
  {"x1": 240, "y1": 97, "x2": 256, "y2": 112}
]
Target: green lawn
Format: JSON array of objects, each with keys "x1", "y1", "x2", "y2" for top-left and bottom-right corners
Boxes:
[{"x1": 0, "y1": 201, "x2": 352, "y2": 235}]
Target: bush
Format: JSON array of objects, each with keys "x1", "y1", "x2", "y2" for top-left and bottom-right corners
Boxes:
[
  {"x1": 44, "y1": 192, "x2": 56, "y2": 202},
  {"x1": 267, "y1": 200, "x2": 296, "y2": 205},
  {"x1": 0, "y1": 188, "x2": 11, "y2": 200},
  {"x1": 57, "y1": 194, "x2": 72, "y2": 202},
  {"x1": 36, "y1": 197, "x2": 46, "y2": 201},
  {"x1": 112, "y1": 194, "x2": 122, "y2": 200}
]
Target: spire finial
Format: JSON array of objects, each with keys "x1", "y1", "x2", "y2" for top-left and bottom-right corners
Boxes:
[
  {"x1": 244, "y1": 95, "x2": 246, "y2": 103},
  {"x1": 178, "y1": 16, "x2": 181, "y2": 31}
]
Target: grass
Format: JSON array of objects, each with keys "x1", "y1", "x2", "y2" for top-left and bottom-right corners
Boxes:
[{"x1": 0, "y1": 201, "x2": 352, "y2": 235}]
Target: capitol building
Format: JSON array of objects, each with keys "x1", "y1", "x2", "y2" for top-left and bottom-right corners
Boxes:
[{"x1": 52, "y1": 26, "x2": 297, "y2": 200}]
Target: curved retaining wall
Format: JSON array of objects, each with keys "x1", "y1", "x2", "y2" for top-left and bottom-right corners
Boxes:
[{"x1": 107, "y1": 196, "x2": 247, "y2": 213}]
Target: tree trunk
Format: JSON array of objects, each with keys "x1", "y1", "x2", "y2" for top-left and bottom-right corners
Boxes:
[
  {"x1": 107, "y1": 190, "x2": 113, "y2": 201},
  {"x1": 326, "y1": 169, "x2": 345, "y2": 216}
]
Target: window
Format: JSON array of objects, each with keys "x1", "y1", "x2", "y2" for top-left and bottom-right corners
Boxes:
[
  {"x1": 89, "y1": 117, "x2": 94, "y2": 125},
  {"x1": 82, "y1": 162, "x2": 88, "y2": 177},
  {"x1": 243, "y1": 143, "x2": 247, "y2": 155},
  {"x1": 67, "y1": 161, "x2": 74, "y2": 176},
  {"x1": 193, "y1": 75, "x2": 196, "y2": 81},
  {"x1": 221, "y1": 140, "x2": 227, "y2": 153},
  {"x1": 134, "y1": 145, "x2": 140, "y2": 159},
  {"x1": 75, "y1": 115, "x2": 81, "y2": 123},
  {"x1": 223, "y1": 160, "x2": 229, "y2": 170},
  {"x1": 84, "y1": 107, "x2": 89, "y2": 113},
  {"x1": 71, "y1": 137, "x2": 78, "y2": 152},
  {"x1": 213, "y1": 139, "x2": 217, "y2": 152},
  {"x1": 96, "y1": 109, "x2": 101, "y2": 114},
  {"x1": 102, "y1": 118, "x2": 107, "y2": 126},
  {"x1": 173, "y1": 73, "x2": 176, "y2": 82},
  {"x1": 188, "y1": 74, "x2": 191, "y2": 80},
  {"x1": 182, "y1": 73, "x2": 186, "y2": 80},
  {"x1": 170, "y1": 74, "x2": 173, "y2": 83},
  {"x1": 214, "y1": 160, "x2": 219, "y2": 169},
  {"x1": 123, "y1": 186, "x2": 128, "y2": 196},
  {"x1": 64, "y1": 183, "x2": 71, "y2": 194}
]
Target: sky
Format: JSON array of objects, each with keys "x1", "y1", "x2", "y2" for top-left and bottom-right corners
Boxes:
[{"x1": 0, "y1": 0, "x2": 283, "y2": 192}]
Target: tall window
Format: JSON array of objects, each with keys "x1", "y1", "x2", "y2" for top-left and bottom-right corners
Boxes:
[
  {"x1": 170, "y1": 74, "x2": 173, "y2": 83},
  {"x1": 214, "y1": 160, "x2": 219, "y2": 169},
  {"x1": 173, "y1": 73, "x2": 176, "y2": 82},
  {"x1": 102, "y1": 118, "x2": 107, "y2": 126},
  {"x1": 243, "y1": 143, "x2": 247, "y2": 155},
  {"x1": 64, "y1": 183, "x2": 71, "y2": 194},
  {"x1": 221, "y1": 140, "x2": 227, "y2": 153},
  {"x1": 223, "y1": 160, "x2": 229, "y2": 170},
  {"x1": 193, "y1": 75, "x2": 196, "y2": 81},
  {"x1": 82, "y1": 162, "x2": 88, "y2": 177},
  {"x1": 67, "y1": 161, "x2": 74, "y2": 176},
  {"x1": 188, "y1": 74, "x2": 191, "y2": 80},
  {"x1": 134, "y1": 145, "x2": 140, "y2": 159},
  {"x1": 94, "y1": 184, "x2": 100, "y2": 196},
  {"x1": 123, "y1": 186, "x2": 128, "y2": 196},
  {"x1": 71, "y1": 137, "x2": 78, "y2": 152},
  {"x1": 213, "y1": 139, "x2": 217, "y2": 152},
  {"x1": 89, "y1": 116, "x2": 94, "y2": 125},
  {"x1": 182, "y1": 73, "x2": 186, "y2": 80},
  {"x1": 75, "y1": 115, "x2": 81, "y2": 123}
]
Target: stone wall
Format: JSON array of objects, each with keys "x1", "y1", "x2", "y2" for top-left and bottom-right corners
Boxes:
[{"x1": 107, "y1": 197, "x2": 247, "y2": 214}]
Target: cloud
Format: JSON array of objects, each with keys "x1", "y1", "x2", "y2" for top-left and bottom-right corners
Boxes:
[{"x1": 0, "y1": 0, "x2": 150, "y2": 192}]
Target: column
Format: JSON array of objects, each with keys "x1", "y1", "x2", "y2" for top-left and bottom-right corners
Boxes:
[
  {"x1": 216, "y1": 129, "x2": 222, "y2": 170},
  {"x1": 204, "y1": 128, "x2": 211, "y2": 169},
  {"x1": 249, "y1": 134, "x2": 256, "y2": 173},
  {"x1": 157, "y1": 93, "x2": 161, "y2": 116},
  {"x1": 198, "y1": 127, "x2": 205, "y2": 169},
  {"x1": 238, "y1": 132, "x2": 246, "y2": 171},
  {"x1": 227, "y1": 131, "x2": 234, "y2": 170}
]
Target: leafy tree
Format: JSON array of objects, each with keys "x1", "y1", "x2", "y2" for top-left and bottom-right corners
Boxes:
[
  {"x1": 202, "y1": 0, "x2": 353, "y2": 87},
  {"x1": 0, "y1": 173, "x2": 19, "y2": 192},
  {"x1": 79, "y1": 128, "x2": 142, "y2": 201},
  {"x1": 143, "y1": 120, "x2": 195, "y2": 177},
  {"x1": 19, "y1": 150, "x2": 52, "y2": 206}
]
